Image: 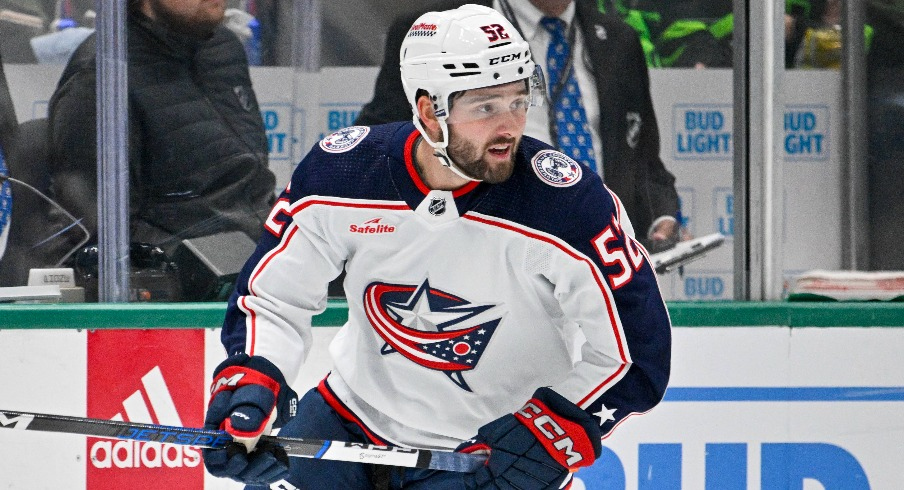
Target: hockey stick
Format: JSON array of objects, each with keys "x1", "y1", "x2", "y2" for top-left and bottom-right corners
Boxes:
[{"x1": 0, "y1": 409, "x2": 485, "y2": 473}]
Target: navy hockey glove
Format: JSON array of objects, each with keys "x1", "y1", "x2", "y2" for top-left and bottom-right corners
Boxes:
[
  {"x1": 202, "y1": 354, "x2": 298, "y2": 485},
  {"x1": 458, "y1": 387, "x2": 602, "y2": 490}
]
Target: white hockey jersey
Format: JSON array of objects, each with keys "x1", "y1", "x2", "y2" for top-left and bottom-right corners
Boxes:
[{"x1": 221, "y1": 122, "x2": 671, "y2": 450}]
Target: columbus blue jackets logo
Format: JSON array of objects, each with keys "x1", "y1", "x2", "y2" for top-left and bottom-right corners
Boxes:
[
  {"x1": 364, "y1": 279, "x2": 502, "y2": 391},
  {"x1": 319, "y1": 126, "x2": 370, "y2": 153},
  {"x1": 531, "y1": 150, "x2": 582, "y2": 187}
]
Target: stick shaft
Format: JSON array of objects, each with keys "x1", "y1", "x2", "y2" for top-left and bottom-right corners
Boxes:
[{"x1": 0, "y1": 409, "x2": 484, "y2": 472}]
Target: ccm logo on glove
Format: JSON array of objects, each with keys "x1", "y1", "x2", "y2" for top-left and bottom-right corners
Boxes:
[
  {"x1": 514, "y1": 399, "x2": 595, "y2": 469},
  {"x1": 210, "y1": 372, "x2": 246, "y2": 393},
  {"x1": 210, "y1": 367, "x2": 281, "y2": 399}
]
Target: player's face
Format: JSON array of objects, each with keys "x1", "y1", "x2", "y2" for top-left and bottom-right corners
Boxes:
[
  {"x1": 145, "y1": 0, "x2": 227, "y2": 37},
  {"x1": 445, "y1": 81, "x2": 529, "y2": 183}
]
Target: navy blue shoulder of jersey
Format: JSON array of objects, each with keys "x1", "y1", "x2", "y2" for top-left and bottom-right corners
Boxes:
[
  {"x1": 284, "y1": 122, "x2": 413, "y2": 203},
  {"x1": 474, "y1": 135, "x2": 617, "y2": 248},
  {"x1": 477, "y1": 137, "x2": 671, "y2": 434}
]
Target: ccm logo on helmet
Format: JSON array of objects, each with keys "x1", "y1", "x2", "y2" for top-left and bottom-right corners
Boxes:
[
  {"x1": 517, "y1": 402, "x2": 584, "y2": 467},
  {"x1": 489, "y1": 52, "x2": 522, "y2": 65}
]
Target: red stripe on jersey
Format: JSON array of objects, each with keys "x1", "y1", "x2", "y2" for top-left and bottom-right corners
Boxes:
[
  {"x1": 288, "y1": 199, "x2": 410, "y2": 216},
  {"x1": 404, "y1": 130, "x2": 431, "y2": 196},
  {"x1": 244, "y1": 225, "x2": 300, "y2": 355},
  {"x1": 403, "y1": 129, "x2": 480, "y2": 198},
  {"x1": 606, "y1": 187, "x2": 622, "y2": 222},
  {"x1": 462, "y1": 213, "x2": 629, "y2": 405},
  {"x1": 317, "y1": 377, "x2": 388, "y2": 445},
  {"x1": 453, "y1": 180, "x2": 480, "y2": 197},
  {"x1": 581, "y1": 363, "x2": 628, "y2": 406},
  {"x1": 239, "y1": 296, "x2": 258, "y2": 355},
  {"x1": 600, "y1": 406, "x2": 656, "y2": 441},
  {"x1": 248, "y1": 225, "x2": 299, "y2": 297}
]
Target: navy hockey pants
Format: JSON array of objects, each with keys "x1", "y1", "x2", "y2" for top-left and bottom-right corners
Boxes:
[{"x1": 246, "y1": 386, "x2": 468, "y2": 490}]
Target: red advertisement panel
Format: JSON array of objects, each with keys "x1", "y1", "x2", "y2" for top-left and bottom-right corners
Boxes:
[{"x1": 87, "y1": 329, "x2": 206, "y2": 489}]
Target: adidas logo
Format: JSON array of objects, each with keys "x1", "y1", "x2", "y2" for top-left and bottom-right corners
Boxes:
[
  {"x1": 349, "y1": 217, "x2": 396, "y2": 234},
  {"x1": 90, "y1": 366, "x2": 201, "y2": 469}
]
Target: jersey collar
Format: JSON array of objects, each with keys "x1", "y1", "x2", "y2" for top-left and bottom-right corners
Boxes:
[{"x1": 403, "y1": 129, "x2": 480, "y2": 198}]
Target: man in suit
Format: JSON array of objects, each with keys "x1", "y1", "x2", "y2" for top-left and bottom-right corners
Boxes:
[{"x1": 356, "y1": 0, "x2": 683, "y2": 250}]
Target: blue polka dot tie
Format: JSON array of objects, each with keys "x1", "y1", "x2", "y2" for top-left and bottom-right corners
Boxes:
[{"x1": 540, "y1": 17, "x2": 597, "y2": 172}]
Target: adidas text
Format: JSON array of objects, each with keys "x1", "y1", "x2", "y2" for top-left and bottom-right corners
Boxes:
[{"x1": 90, "y1": 440, "x2": 201, "y2": 469}]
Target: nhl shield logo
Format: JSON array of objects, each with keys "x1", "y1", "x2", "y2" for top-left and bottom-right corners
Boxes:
[
  {"x1": 531, "y1": 150, "x2": 582, "y2": 187},
  {"x1": 319, "y1": 126, "x2": 370, "y2": 153},
  {"x1": 428, "y1": 197, "x2": 446, "y2": 216}
]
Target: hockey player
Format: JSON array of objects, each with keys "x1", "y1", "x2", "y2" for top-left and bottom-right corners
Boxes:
[{"x1": 202, "y1": 4, "x2": 671, "y2": 489}]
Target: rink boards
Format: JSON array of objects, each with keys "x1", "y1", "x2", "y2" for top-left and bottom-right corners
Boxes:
[{"x1": 1, "y1": 303, "x2": 903, "y2": 489}]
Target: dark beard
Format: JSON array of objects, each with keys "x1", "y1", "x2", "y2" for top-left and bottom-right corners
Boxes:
[
  {"x1": 147, "y1": 0, "x2": 221, "y2": 39},
  {"x1": 447, "y1": 133, "x2": 518, "y2": 183}
]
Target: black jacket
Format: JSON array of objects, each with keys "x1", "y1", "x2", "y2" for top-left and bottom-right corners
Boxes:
[
  {"x1": 355, "y1": 0, "x2": 679, "y2": 241},
  {"x1": 47, "y1": 10, "x2": 275, "y2": 255}
]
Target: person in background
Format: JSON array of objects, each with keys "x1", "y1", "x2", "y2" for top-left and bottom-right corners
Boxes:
[
  {"x1": 866, "y1": 0, "x2": 904, "y2": 270},
  {"x1": 793, "y1": 0, "x2": 842, "y2": 68},
  {"x1": 46, "y1": 0, "x2": 275, "y2": 272},
  {"x1": 356, "y1": 0, "x2": 685, "y2": 252},
  {"x1": 201, "y1": 5, "x2": 671, "y2": 489}
]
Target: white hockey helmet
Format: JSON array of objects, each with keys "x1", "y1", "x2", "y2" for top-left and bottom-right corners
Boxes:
[{"x1": 400, "y1": 4, "x2": 544, "y2": 179}]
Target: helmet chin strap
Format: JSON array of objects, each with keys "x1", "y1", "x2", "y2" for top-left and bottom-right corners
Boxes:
[
  {"x1": 413, "y1": 116, "x2": 482, "y2": 183},
  {"x1": 433, "y1": 147, "x2": 481, "y2": 183}
]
